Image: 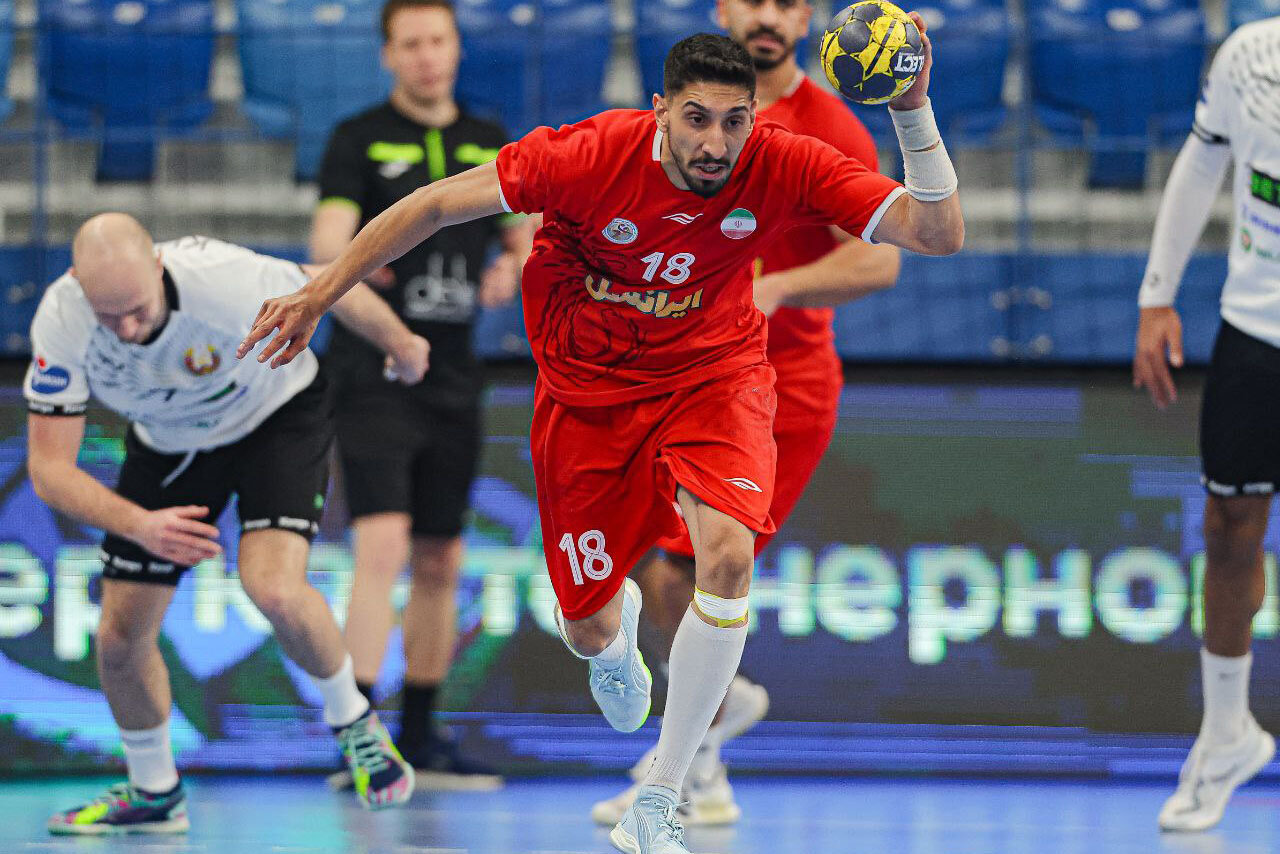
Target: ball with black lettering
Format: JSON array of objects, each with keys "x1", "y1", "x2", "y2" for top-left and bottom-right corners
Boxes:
[{"x1": 820, "y1": 0, "x2": 924, "y2": 105}]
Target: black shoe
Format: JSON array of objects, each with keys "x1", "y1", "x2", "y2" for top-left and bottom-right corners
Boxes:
[{"x1": 398, "y1": 732, "x2": 503, "y2": 791}]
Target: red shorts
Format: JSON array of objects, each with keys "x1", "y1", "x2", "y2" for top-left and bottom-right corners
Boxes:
[
  {"x1": 657, "y1": 352, "x2": 840, "y2": 558},
  {"x1": 532, "y1": 363, "x2": 777, "y2": 619}
]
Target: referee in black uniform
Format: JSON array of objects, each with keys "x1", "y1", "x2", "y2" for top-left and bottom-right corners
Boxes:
[{"x1": 310, "y1": 0, "x2": 528, "y2": 788}]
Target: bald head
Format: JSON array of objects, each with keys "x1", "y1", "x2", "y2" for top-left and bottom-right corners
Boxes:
[{"x1": 72, "y1": 213, "x2": 167, "y2": 344}]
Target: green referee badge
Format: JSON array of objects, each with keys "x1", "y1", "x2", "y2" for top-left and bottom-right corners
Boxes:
[
  {"x1": 314, "y1": 492, "x2": 325, "y2": 510},
  {"x1": 720, "y1": 208, "x2": 757, "y2": 240}
]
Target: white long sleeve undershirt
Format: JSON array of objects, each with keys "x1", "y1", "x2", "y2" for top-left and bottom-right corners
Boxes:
[{"x1": 1138, "y1": 134, "x2": 1232, "y2": 308}]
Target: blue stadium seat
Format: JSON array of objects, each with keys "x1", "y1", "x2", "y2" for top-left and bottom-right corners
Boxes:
[
  {"x1": 40, "y1": 0, "x2": 215, "y2": 181},
  {"x1": 455, "y1": 0, "x2": 538, "y2": 135},
  {"x1": 1228, "y1": 0, "x2": 1280, "y2": 29},
  {"x1": 539, "y1": 0, "x2": 611, "y2": 129},
  {"x1": 635, "y1": 0, "x2": 718, "y2": 99},
  {"x1": 456, "y1": 0, "x2": 609, "y2": 136},
  {"x1": 0, "y1": 0, "x2": 13, "y2": 123},
  {"x1": 848, "y1": 0, "x2": 1010, "y2": 143},
  {"x1": 238, "y1": 0, "x2": 391, "y2": 181},
  {"x1": 835, "y1": 252, "x2": 1010, "y2": 361},
  {"x1": 1029, "y1": 0, "x2": 1206, "y2": 188}
]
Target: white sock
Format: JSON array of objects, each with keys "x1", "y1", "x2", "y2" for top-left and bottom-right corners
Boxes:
[
  {"x1": 313, "y1": 654, "x2": 371, "y2": 728},
  {"x1": 120, "y1": 722, "x2": 179, "y2": 794},
  {"x1": 643, "y1": 608, "x2": 747, "y2": 792},
  {"x1": 592, "y1": 630, "x2": 629, "y2": 668},
  {"x1": 1201, "y1": 647, "x2": 1252, "y2": 744}
]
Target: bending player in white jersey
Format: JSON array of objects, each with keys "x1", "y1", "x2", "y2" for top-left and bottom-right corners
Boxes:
[
  {"x1": 32, "y1": 214, "x2": 429, "y2": 834},
  {"x1": 1133, "y1": 17, "x2": 1280, "y2": 833}
]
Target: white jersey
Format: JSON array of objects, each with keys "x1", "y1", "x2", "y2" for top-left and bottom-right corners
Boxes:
[
  {"x1": 1194, "y1": 18, "x2": 1280, "y2": 345},
  {"x1": 24, "y1": 236, "x2": 318, "y2": 453}
]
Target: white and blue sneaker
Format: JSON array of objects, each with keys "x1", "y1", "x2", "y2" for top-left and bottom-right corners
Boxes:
[
  {"x1": 557, "y1": 578, "x2": 653, "y2": 733},
  {"x1": 1159, "y1": 716, "x2": 1276, "y2": 832},
  {"x1": 610, "y1": 784, "x2": 689, "y2": 854}
]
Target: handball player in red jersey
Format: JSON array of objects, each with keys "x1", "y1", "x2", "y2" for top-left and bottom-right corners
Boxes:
[
  {"x1": 240, "y1": 26, "x2": 961, "y2": 854},
  {"x1": 591, "y1": 0, "x2": 903, "y2": 827}
]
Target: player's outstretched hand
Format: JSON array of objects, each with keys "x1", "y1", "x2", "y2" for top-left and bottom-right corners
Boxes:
[
  {"x1": 889, "y1": 12, "x2": 932, "y2": 112},
  {"x1": 237, "y1": 291, "x2": 323, "y2": 368},
  {"x1": 133, "y1": 505, "x2": 222, "y2": 566},
  {"x1": 1133, "y1": 306, "x2": 1184, "y2": 410},
  {"x1": 384, "y1": 333, "x2": 431, "y2": 385}
]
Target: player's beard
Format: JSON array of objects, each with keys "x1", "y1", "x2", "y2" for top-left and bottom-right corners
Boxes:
[
  {"x1": 676, "y1": 156, "x2": 733, "y2": 198},
  {"x1": 744, "y1": 27, "x2": 795, "y2": 71}
]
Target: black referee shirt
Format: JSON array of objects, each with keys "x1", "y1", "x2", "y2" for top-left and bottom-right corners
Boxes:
[{"x1": 317, "y1": 102, "x2": 513, "y2": 407}]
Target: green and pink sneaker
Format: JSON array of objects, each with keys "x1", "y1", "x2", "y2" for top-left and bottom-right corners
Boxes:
[
  {"x1": 48, "y1": 781, "x2": 188, "y2": 835},
  {"x1": 335, "y1": 710, "x2": 415, "y2": 809}
]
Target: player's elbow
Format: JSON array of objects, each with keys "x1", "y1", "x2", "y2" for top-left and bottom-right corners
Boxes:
[
  {"x1": 917, "y1": 221, "x2": 964, "y2": 256},
  {"x1": 27, "y1": 457, "x2": 59, "y2": 504},
  {"x1": 413, "y1": 184, "x2": 446, "y2": 232}
]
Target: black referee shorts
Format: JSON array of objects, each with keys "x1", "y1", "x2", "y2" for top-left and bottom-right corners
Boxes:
[
  {"x1": 101, "y1": 375, "x2": 333, "y2": 585},
  {"x1": 332, "y1": 382, "x2": 481, "y2": 538},
  {"x1": 1200, "y1": 320, "x2": 1280, "y2": 498}
]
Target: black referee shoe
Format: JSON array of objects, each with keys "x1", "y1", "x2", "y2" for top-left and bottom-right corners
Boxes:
[
  {"x1": 328, "y1": 730, "x2": 503, "y2": 792},
  {"x1": 399, "y1": 732, "x2": 504, "y2": 791}
]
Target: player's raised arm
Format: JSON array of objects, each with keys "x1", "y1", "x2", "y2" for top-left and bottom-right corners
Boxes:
[
  {"x1": 238, "y1": 160, "x2": 508, "y2": 367},
  {"x1": 859, "y1": 11, "x2": 964, "y2": 256}
]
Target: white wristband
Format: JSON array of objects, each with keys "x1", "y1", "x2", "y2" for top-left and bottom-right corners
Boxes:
[{"x1": 890, "y1": 98, "x2": 958, "y2": 202}]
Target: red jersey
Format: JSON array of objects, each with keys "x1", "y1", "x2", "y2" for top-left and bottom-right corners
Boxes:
[
  {"x1": 496, "y1": 109, "x2": 903, "y2": 407},
  {"x1": 759, "y1": 76, "x2": 881, "y2": 365}
]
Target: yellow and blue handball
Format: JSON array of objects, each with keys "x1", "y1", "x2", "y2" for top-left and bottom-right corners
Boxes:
[{"x1": 820, "y1": 0, "x2": 924, "y2": 105}]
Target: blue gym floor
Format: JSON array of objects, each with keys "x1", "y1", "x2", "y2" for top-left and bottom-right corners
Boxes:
[{"x1": 4, "y1": 775, "x2": 1279, "y2": 853}]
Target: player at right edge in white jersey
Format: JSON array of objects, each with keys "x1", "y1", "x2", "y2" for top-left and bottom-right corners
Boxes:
[{"x1": 1134, "y1": 17, "x2": 1280, "y2": 833}]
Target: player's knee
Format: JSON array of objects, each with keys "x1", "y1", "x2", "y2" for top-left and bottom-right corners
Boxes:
[
  {"x1": 95, "y1": 618, "x2": 149, "y2": 671},
  {"x1": 410, "y1": 537, "x2": 462, "y2": 592},
  {"x1": 243, "y1": 579, "x2": 307, "y2": 626},
  {"x1": 696, "y1": 541, "x2": 754, "y2": 599},
  {"x1": 1204, "y1": 498, "x2": 1268, "y2": 568}
]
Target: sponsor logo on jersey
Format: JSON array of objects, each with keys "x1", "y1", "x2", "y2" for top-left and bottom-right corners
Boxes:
[
  {"x1": 663, "y1": 212, "x2": 703, "y2": 225},
  {"x1": 184, "y1": 346, "x2": 221, "y2": 376},
  {"x1": 584, "y1": 275, "x2": 704, "y2": 319},
  {"x1": 1251, "y1": 167, "x2": 1279, "y2": 209},
  {"x1": 720, "y1": 208, "x2": 757, "y2": 239},
  {"x1": 602, "y1": 218, "x2": 639, "y2": 245},
  {"x1": 30, "y1": 356, "x2": 71, "y2": 395},
  {"x1": 724, "y1": 477, "x2": 763, "y2": 492},
  {"x1": 1240, "y1": 227, "x2": 1280, "y2": 262}
]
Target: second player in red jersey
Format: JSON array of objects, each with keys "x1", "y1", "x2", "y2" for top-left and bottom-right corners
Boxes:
[
  {"x1": 596, "y1": 0, "x2": 904, "y2": 828},
  {"x1": 242, "y1": 24, "x2": 961, "y2": 854}
]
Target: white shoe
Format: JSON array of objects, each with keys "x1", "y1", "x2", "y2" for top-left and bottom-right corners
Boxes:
[
  {"x1": 1159, "y1": 717, "x2": 1275, "y2": 832},
  {"x1": 592, "y1": 761, "x2": 741, "y2": 827},
  {"x1": 610, "y1": 785, "x2": 689, "y2": 854}
]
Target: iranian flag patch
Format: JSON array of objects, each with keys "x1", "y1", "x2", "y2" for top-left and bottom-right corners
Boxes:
[{"x1": 720, "y1": 208, "x2": 757, "y2": 239}]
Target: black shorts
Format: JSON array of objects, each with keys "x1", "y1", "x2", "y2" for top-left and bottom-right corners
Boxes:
[
  {"x1": 1200, "y1": 320, "x2": 1280, "y2": 498},
  {"x1": 332, "y1": 383, "x2": 481, "y2": 538},
  {"x1": 101, "y1": 376, "x2": 333, "y2": 585}
]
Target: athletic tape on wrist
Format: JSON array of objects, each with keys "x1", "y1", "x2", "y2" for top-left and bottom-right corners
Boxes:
[
  {"x1": 891, "y1": 98, "x2": 958, "y2": 202},
  {"x1": 693, "y1": 588, "x2": 749, "y2": 627}
]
